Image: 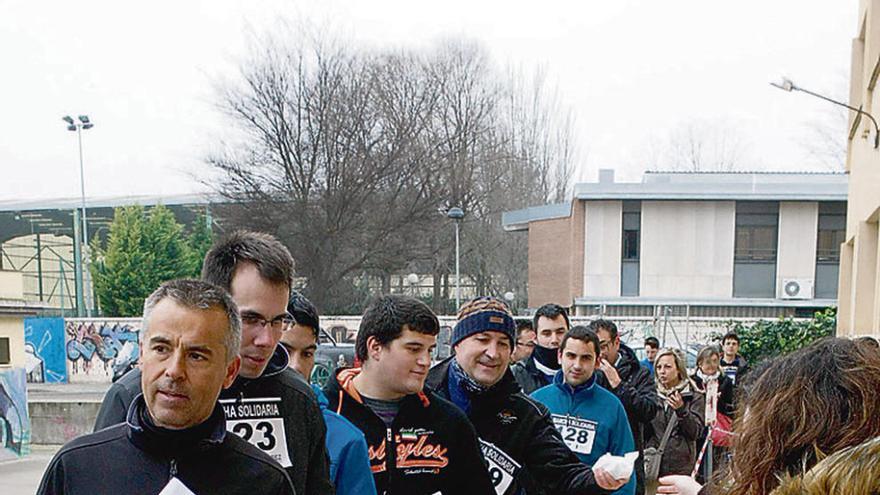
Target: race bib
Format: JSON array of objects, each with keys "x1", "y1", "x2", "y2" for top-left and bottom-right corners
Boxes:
[
  {"x1": 220, "y1": 397, "x2": 292, "y2": 467},
  {"x1": 552, "y1": 414, "x2": 597, "y2": 455},
  {"x1": 479, "y1": 439, "x2": 520, "y2": 495}
]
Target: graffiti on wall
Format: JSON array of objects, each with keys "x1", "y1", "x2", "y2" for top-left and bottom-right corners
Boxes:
[
  {"x1": 24, "y1": 318, "x2": 67, "y2": 383},
  {"x1": 0, "y1": 368, "x2": 30, "y2": 460},
  {"x1": 65, "y1": 319, "x2": 141, "y2": 383}
]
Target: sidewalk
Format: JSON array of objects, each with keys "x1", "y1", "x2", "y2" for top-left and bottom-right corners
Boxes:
[{"x1": 0, "y1": 445, "x2": 60, "y2": 495}]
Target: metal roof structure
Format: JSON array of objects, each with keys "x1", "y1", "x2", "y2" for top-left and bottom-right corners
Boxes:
[{"x1": 503, "y1": 170, "x2": 849, "y2": 231}]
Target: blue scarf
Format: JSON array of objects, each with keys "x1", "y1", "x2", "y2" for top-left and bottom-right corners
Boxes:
[{"x1": 447, "y1": 358, "x2": 489, "y2": 414}]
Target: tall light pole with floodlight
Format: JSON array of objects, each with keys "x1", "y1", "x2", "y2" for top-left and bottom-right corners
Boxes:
[
  {"x1": 63, "y1": 114, "x2": 95, "y2": 317},
  {"x1": 446, "y1": 207, "x2": 465, "y2": 311}
]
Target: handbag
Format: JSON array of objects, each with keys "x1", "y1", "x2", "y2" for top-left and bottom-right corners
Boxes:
[
  {"x1": 710, "y1": 412, "x2": 733, "y2": 447},
  {"x1": 644, "y1": 410, "x2": 679, "y2": 482}
]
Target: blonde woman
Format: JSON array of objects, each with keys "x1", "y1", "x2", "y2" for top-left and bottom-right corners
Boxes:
[{"x1": 646, "y1": 349, "x2": 704, "y2": 494}]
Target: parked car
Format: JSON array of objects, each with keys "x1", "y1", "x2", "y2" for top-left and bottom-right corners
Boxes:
[{"x1": 310, "y1": 329, "x2": 356, "y2": 387}]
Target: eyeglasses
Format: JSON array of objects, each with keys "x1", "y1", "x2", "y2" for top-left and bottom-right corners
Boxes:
[{"x1": 241, "y1": 312, "x2": 295, "y2": 331}]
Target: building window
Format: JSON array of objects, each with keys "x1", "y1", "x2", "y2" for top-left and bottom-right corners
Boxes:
[
  {"x1": 0, "y1": 337, "x2": 10, "y2": 365},
  {"x1": 816, "y1": 202, "x2": 846, "y2": 299},
  {"x1": 621, "y1": 201, "x2": 640, "y2": 296},
  {"x1": 734, "y1": 202, "x2": 779, "y2": 298}
]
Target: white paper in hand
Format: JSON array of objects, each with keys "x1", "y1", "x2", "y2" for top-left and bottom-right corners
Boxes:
[
  {"x1": 593, "y1": 451, "x2": 639, "y2": 480},
  {"x1": 158, "y1": 477, "x2": 196, "y2": 495}
]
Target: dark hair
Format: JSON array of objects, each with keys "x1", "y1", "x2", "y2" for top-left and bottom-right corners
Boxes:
[
  {"x1": 589, "y1": 318, "x2": 618, "y2": 339},
  {"x1": 855, "y1": 335, "x2": 880, "y2": 350},
  {"x1": 515, "y1": 319, "x2": 533, "y2": 337},
  {"x1": 143, "y1": 279, "x2": 240, "y2": 363},
  {"x1": 356, "y1": 295, "x2": 440, "y2": 361},
  {"x1": 201, "y1": 230, "x2": 294, "y2": 292},
  {"x1": 722, "y1": 338, "x2": 880, "y2": 495},
  {"x1": 644, "y1": 336, "x2": 660, "y2": 349},
  {"x1": 533, "y1": 303, "x2": 570, "y2": 331},
  {"x1": 722, "y1": 332, "x2": 740, "y2": 345},
  {"x1": 560, "y1": 326, "x2": 600, "y2": 356},
  {"x1": 287, "y1": 291, "x2": 320, "y2": 339}
]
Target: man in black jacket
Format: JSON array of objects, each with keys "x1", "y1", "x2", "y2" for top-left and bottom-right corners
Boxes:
[
  {"x1": 427, "y1": 297, "x2": 628, "y2": 495},
  {"x1": 39, "y1": 279, "x2": 295, "y2": 495},
  {"x1": 324, "y1": 295, "x2": 495, "y2": 495},
  {"x1": 94, "y1": 231, "x2": 333, "y2": 495},
  {"x1": 590, "y1": 319, "x2": 660, "y2": 495},
  {"x1": 511, "y1": 303, "x2": 570, "y2": 394}
]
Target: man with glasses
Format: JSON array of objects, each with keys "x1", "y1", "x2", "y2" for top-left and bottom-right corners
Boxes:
[
  {"x1": 95, "y1": 231, "x2": 334, "y2": 495},
  {"x1": 512, "y1": 319, "x2": 536, "y2": 364},
  {"x1": 589, "y1": 319, "x2": 658, "y2": 495}
]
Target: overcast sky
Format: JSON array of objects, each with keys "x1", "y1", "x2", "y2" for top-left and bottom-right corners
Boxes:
[{"x1": 0, "y1": 0, "x2": 857, "y2": 203}]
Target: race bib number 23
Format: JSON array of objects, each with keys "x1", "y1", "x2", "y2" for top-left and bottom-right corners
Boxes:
[{"x1": 220, "y1": 397, "x2": 292, "y2": 468}]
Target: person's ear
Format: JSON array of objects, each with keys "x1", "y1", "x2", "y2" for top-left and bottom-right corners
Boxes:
[{"x1": 223, "y1": 356, "x2": 241, "y2": 389}]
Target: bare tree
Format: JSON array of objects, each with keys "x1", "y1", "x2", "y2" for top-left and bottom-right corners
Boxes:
[{"x1": 648, "y1": 119, "x2": 750, "y2": 172}]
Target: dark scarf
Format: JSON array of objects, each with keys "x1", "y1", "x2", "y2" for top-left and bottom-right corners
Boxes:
[
  {"x1": 532, "y1": 344, "x2": 561, "y2": 376},
  {"x1": 448, "y1": 358, "x2": 490, "y2": 414}
]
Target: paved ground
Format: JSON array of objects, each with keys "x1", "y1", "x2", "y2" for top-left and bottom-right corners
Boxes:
[{"x1": 0, "y1": 445, "x2": 59, "y2": 495}]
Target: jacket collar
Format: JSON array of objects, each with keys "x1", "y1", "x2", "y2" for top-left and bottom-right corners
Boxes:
[
  {"x1": 552, "y1": 369, "x2": 597, "y2": 397},
  {"x1": 613, "y1": 342, "x2": 641, "y2": 379},
  {"x1": 126, "y1": 393, "x2": 226, "y2": 456},
  {"x1": 329, "y1": 366, "x2": 431, "y2": 416}
]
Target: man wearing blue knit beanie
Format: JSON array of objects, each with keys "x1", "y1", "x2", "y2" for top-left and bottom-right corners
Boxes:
[{"x1": 427, "y1": 296, "x2": 628, "y2": 495}]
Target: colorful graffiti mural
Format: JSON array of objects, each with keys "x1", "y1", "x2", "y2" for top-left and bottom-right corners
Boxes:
[
  {"x1": 65, "y1": 319, "x2": 141, "y2": 383},
  {"x1": 24, "y1": 317, "x2": 67, "y2": 383},
  {"x1": 0, "y1": 367, "x2": 30, "y2": 460}
]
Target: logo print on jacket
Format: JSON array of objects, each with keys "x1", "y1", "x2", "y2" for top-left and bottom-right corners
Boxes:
[{"x1": 366, "y1": 429, "x2": 449, "y2": 474}]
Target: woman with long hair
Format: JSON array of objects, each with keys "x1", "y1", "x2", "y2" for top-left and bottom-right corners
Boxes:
[
  {"x1": 646, "y1": 348, "x2": 704, "y2": 494},
  {"x1": 657, "y1": 337, "x2": 880, "y2": 495}
]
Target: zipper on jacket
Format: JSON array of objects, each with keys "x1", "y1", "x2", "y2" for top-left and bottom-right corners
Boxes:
[{"x1": 169, "y1": 458, "x2": 178, "y2": 479}]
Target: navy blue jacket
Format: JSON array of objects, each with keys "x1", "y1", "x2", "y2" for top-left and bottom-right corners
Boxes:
[{"x1": 531, "y1": 371, "x2": 636, "y2": 495}]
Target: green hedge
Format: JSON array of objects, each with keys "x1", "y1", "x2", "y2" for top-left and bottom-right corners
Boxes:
[{"x1": 712, "y1": 307, "x2": 836, "y2": 364}]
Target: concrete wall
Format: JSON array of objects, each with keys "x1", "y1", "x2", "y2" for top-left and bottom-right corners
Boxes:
[
  {"x1": 640, "y1": 201, "x2": 736, "y2": 298},
  {"x1": 28, "y1": 401, "x2": 101, "y2": 445},
  {"x1": 839, "y1": 0, "x2": 880, "y2": 336},
  {"x1": 583, "y1": 201, "x2": 622, "y2": 297},
  {"x1": 65, "y1": 318, "x2": 140, "y2": 384},
  {"x1": 776, "y1": 202, "x2": 819, "y2": 298}
]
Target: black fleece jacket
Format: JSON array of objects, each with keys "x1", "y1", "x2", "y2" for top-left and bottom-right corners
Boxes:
[
  {"x1": 427, "y1": 357, "x2": 610, "y2": 495},
  {"x1": 93, "y1": 345, "x2": 334, "y2": 495},
  {"x1": 40, "y1": 394, "x2": 295, "y2": 494},
  {"x1": 323, "y1": 367, "x2": 495, "y2": 495}
]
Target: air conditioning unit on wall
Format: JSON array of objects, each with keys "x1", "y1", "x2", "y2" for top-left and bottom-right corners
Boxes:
[{"x1": 781, "y1": 278, "x2": 814, "y2": 300}]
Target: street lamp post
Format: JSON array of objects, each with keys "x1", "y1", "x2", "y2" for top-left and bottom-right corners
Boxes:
[
  {"x1": 771, "y1": 77, "x2": 880, "y2": 148},
  {"x1": 446, "y1": 207, "x2": 465, "y2": 311},
  {"x1": 62, "y1": 114, "x2": 95, "y2": 317}
]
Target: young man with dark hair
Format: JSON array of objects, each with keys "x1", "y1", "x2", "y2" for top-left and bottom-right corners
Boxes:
[
  {"x1": 427, "y1": 297, "x2": 629, "y2": 495},
  {"x1": 589, "y1": 319, "x2": 659, "y2": 495},
  {"x1": 324, "y1": 294, "x2": 494, "y2": 495},
  {"x1": 641, "y1": 337, "x2": 660, "y2": 375},
  {"x1": 94, "y1": 231, "x2": 334, "y2": 495},
  {"x1": 719, "y1": 332, "x2": 749, "y2": 386},
  {"x1": 512, "y1": 319, "x2": 536, "y2": 364},
  {"x1": 512, "y1": 303, "x2": 570, "y2": 393},
  {"x1": 39, "y1": 280, "x2": 295, "y2": 495},
  {"x1": 280, "y1": 291, "x2": 377, "y2": 495},
  {"x1": 531, "y1": 326, "x2": 636, "y2": 495}
]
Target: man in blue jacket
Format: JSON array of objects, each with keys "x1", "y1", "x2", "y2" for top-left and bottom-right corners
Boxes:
[
  {"x1": 531, "y1": 326, "x2": 636, "y2": 495},
  {"x1": 280, "y1": 291, "x2": 377, "y2": 495}
]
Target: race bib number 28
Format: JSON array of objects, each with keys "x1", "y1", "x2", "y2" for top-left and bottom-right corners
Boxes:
[
  {"x1": 552, "y1": 414, "x2": 597, "y2": 455},
  {"x1": 220, "y1": 397, "x2": 292, "y2": 467}
]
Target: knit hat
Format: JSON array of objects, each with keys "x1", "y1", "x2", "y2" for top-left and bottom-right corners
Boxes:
[{"x1": 452, "y1": 296, "x2": 516, "y2": 347}]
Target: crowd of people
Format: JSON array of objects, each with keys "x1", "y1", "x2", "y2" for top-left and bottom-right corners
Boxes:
[{"x1": 36, "y1": 230, "x2": 880, "y2": 495}]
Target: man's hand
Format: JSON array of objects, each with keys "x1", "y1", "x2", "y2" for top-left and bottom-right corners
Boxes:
[
  {"x1": 657, "y1": 475, "x2": 702, "y2": 495},
  {"x1": 599, "y1": 358, "x2": 622, "y2": 389},
  {"x1": 592, "y1": 467, "x2": 628, "y2": 491}
]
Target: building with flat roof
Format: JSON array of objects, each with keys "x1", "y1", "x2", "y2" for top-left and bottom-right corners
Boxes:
[
  {"x1": 838, "y1": 0, "x2": 880, "y2": 338},
  {"x1": 503, "y1": 170, "x2": 847, "y2": 318}
]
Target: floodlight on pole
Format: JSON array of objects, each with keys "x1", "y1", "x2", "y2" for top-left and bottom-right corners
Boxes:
[
  {"x1": 446, "y1": 206, "x2": 465, "y2": 312},
  {"x1": 771, "y1": 77, "x2": 880, "y2": 149},
  {"x1": 62, "y1": 114, "x2": 95, "y2": 317}
]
